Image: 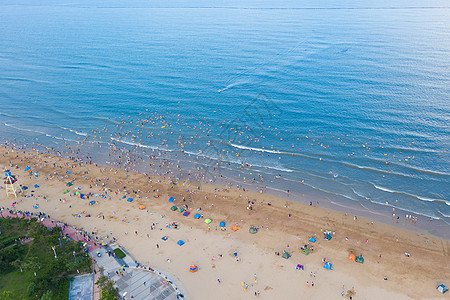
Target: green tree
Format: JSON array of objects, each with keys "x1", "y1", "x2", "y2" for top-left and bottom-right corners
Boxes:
[
  {"x1": 0, "y1": 291, "x2": 12, "y2": 300},
  {"x1": 96, "y1": 276, "x2": 119, "y2": 300},
  {"x1": 40, "y1": 290, "x2": 53, "y2": 300}
]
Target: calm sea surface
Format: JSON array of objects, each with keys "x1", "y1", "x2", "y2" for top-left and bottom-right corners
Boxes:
[{"x1": 1, "y1": 0, "x2": 449, "y2": 230}]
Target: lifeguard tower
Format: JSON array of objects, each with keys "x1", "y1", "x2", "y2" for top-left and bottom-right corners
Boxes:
[{"x1": 4, "y1": 170, "x2": 23, "y2": 197}]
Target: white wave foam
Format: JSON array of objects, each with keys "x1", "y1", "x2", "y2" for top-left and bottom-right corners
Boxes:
[
  {"x1": 110, "y1": 137, "x2": 172, "y2": 152},
  {"x1": 371, "y1": 183, "x2": 448, "y2": 204},
  {"x1": 60, "y1": 127, "x2": 88, "y2": 137},
  {"x1": 4, "y1": 123, "x2": 46, "y2": 135}
]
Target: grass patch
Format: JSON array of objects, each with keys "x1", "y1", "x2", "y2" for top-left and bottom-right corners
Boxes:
[{"x1": 113, "y1": 248, "x2": 126, "y2": 259}]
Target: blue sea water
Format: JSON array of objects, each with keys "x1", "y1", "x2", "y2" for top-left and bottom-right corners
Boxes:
[{"x1": 0, "y1": 0, "x2": 449, "y2": 231}]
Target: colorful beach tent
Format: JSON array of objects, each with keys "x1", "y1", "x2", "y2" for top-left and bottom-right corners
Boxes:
[
  {"x1": 309, "y1": 237, "x2": 316, "y2": 243},
  {"x1": 177, "y1": 240, "x2": 185, "y2": 246},
  {"x1": 189, "y1": 265, "x2": 198, "y2": 273},
  {"x1": 127, "y1": 198, "x2": 133, "y2": 202},
  {"x1": 231, "y1": 226, "x2": 239, "y2": 231},
  {"x1": 323, "y1": 262, "x2": 332, "y2": 270},
  {"x1": 169, "y1": 197, "x2": 174, "y2": 202},
  {"x1": 170, "y1": 206, "x2": 178, "y2": 211},
  {"x1": 139, "y1": 205, "x2": 146, "y2": 210},
  {"x1": 437, "y1": 284, "x2": 448, "y2": 294},
  {"x1": 219, "y1": 222, "x2": 226, "y2": 227},
  {"x1": 194, "y1": 213, "x2": 201, "y2": 219},
  {"x1": 183, "y1": 211, "x2": 190, "y2": 217},
  {"x1": 348, "y1": 254, "x2": 356, "y2": 261},
  {"x1": 204, "y1": 218, "x2": 212, "y2": 224}
]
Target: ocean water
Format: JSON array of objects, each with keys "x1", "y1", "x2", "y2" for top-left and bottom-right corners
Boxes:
[{"x1": 0, "y1": 0, "x2": 449, "y2": 229}]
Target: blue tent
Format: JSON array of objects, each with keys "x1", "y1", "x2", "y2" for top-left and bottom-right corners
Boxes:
[
  {"x1": 34, "y1": 184, "x2": 39, "y2": 188},
  {"x1": 127, "y1": 198, "x2": 133, "y2": 202},
  {"x1": 177, "y1": 240, "x2": 185, "y2": 246},
  {"x1": 194, "y1": 213, "x2": 201, "y2": 219},
  {"x1": 169, "y1": 197, "x2": 174, "y2": 202},
  {"x1": 219, "y1": 222, "x2": 226, "y2": 227},
  {"x1": 323, "y1": 262, "x2": 332, "y2": 270},
  {"x1": 309, "y1": 237, "x2": 316, "y2": 243}
]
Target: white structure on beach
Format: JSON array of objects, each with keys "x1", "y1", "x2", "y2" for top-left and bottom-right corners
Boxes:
[{"x1": 4, "y1": 170, "x2": 23, "y2": 197}]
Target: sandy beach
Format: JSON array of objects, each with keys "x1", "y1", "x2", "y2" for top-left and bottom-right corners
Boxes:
[{"x1": 1, "y1": 145, "x2": 449, "y2": 299}]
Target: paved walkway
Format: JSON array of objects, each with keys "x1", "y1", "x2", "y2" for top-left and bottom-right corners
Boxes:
[
  {"x1": 92, "y1": 246, "x2": 183, "y2": 300},
  {"x1": 68, "y1": 273, "x2": 94, "y2": 300}
]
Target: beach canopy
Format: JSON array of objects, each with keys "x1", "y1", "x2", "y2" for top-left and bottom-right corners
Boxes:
[
  {"x1": 231, "y1": 225, "x2": 239, "y2": 231},
  {"x1": 282, "y1": 251, "x2": 291, "y2": 259},
  {"x1": 183, "y1": 211, "x2": 190, "y2": 217},
  {"x1": 127, "y1": 198, "x2": 133, "y2": 202},
  {"x1": 309, "y1": 237, "x2": 316, "y2": 243},
  {"x1": 169, "y1": 197, "x2": 174, "y2": 202},
  {"x1": 348, "y1": 254, "x2": 356, "y2": 261},
  {"x1": 170, "y1": 206, "x2": 178, "y2": 211},
  {"x1": 204, "y1": 218, "x2": 212, "y2": 224},
  {"x1": 249, "y1": 227, "x2": 258, "y2": 234},
  {"x1": 437, "y1": 284, "x2": 448, "y2": 294},
  {"x1": 323, "y1": 262, "x2": 332, "y2": 270},
  {"x1": 194, "y1": 213, "x2": 201, "y2": 219},
  {"x1": 219, "y1": 222, "x2": 226, "y2": 227},
  {"x1": 189, "y1": 265, "x2": 198, "y2": 272},
  {"x1": 139, "y1": 205, "x2": 146, "y2": 210},
  {"x1": 177, "y1": 240, "x2": 185, "y2": 246}
]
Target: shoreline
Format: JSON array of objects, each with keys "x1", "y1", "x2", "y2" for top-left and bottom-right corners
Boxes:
[
  {"x1": 3, "y1": 140, "x2": 448, "y2": 241},
  {"x1": 1, "y1": 145, "x2": 449, "y2": 299}
]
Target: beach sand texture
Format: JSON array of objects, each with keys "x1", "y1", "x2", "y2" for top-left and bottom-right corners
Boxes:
[{"x1": 1, "y1": 146, "x2": 449, "y2": 300}]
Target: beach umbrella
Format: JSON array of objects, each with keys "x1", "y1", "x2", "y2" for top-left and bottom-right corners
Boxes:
[
  {"x1": 169, "y1": 197, "x2": 174, "y2": 202},
  {"x1": 34, "y1": 184, "x2": 39, "y2": 188},
  {"x1": 204, "y1": 218, "x2": 212, "y2": 224},
  {"x1": 194, "y1": 213, "x2": 201, "y2": 219},
  {"x1": 219, "y1": 222, "x2": 226, "y2": 227},
  {"x1": 249, "y1": 227, "x2": 258, "y2": 234},
  {"x1": 323, "y1": 262, "x2": 332, "y2": 270},
  {"x1": 177, "y1": 240, "x2": 185, "y2": 246},
  {"x1": 127, "y1": 198, "x2": 133, "y2": 202},
  {"x1": 189, "y1": 265, "x2": 198, "y2": 272}
]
